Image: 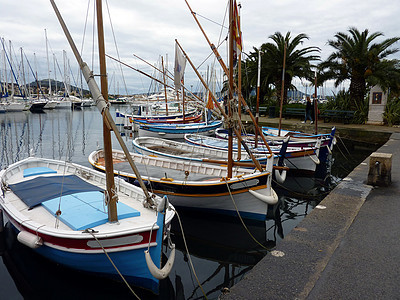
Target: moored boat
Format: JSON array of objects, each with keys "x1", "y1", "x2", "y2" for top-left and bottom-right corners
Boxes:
[
  {"x1": 183, "y1": 134, "x2": 320, "y2": 173},
  {"x1": 0, "y1": 157, "x2": 175, "y2": 294},
  {"x1": 135, "y1": 120, "x2": 222, "y2": 139},
  {"x1": 89, "y1": 148, "x2": 279, "y2": 220}
]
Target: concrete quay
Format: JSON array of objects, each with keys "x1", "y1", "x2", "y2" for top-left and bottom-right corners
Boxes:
[{"x1": 221, "y1": 120, "x2": 400, "y2": 299}]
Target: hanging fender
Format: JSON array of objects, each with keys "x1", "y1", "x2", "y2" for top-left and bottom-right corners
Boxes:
[
  {"x1": 145, "y1": 244, "x2": 176, "y2": 280},
  {"x1": 17, "y1": 231, "x2": 43, "y2": 249},
  {"x1": 274, "y1": 169, "x2": 287, "y2": 184},
  {"x1": 249, "y1": 188, "x2": 278, "y2": 205},
  {"x1": 308, "y1": 154, "x2": 320, "y2": 165},
  {"x1": 327, "y1": 145, "x2": 332, "y2": 154}
]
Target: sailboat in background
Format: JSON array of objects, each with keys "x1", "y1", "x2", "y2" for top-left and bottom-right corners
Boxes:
[
  {"x1": 133, "y1": 42, "x2": 223, "y2": 139},
  {"x1": 0, "y1": 0, "x2": 175, "y2": 295}
]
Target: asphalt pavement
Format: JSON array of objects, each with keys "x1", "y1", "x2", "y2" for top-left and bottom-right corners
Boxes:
[{"x1": 220, "y1": 119, "x2": 400, "y2": 299}]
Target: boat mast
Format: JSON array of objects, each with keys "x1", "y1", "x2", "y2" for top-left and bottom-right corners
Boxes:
[
  {"x1": 255, "y1": 49, "x2": 261, "y2": 147},
  {"x1": 45, "y1": 29, "x2": 52, "y2": 98},
  {"x1": 20, "y1": 47, "x2": 27, "y2": 98},
  {"x1": 184, "y1": 0, "x2": 274, "y2": 156},
  {"x1": 95, "y1": 0, "x2": 118, "y2": 222},
  {"x1": 161, "y1": 56, "x2": 169, "y2": 115},
  {"x1": 175, "y1": 39, "x2": 264, "y2": 172},
  {"x1": 50, "y1": 0, "x2": 154, "y2": 209},
  {"x1": 237, "y1": 2, "x2": 242, "y2": 160},
  {"x1": 314, "y1": 71, "x2": 318, "y2": 134},
  {"x1": 53, "y1": 53, "x2": 58, "y2": 97},
  {"x1": 227, "y1": 0, "x2": 234, "y2": 178}
]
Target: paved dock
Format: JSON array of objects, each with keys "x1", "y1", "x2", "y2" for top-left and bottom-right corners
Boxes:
[{"x1": 221, "y1": 120, "x2": 400, "y2": 299}]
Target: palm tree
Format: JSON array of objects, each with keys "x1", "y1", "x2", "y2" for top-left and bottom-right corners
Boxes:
[
  {"x1": 242, "y1": 32, "x2": 320, "y2": 105},
  {"x1": 319, "y1": 27, "x2": 400, "y2": 109}
]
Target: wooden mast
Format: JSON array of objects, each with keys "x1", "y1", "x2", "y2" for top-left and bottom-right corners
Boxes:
[
  {"x1": 50, "y1": 0, "x2": 154, "y2": 208},
  {"x1": 314, "y1": 71, "x2": 318, "y2": 134},
  {"x1": 183, "y1": 0, "x2": 274, "y2": 156},
  {"x1": 96, "y1": 0, "x2": 118, "y2": 222},
  {"x1": 175, "y1": 39, "x2": 264, "y2": 172},
  {"x1": 237, "y1": 3, "x2": 242, "y2": 160},
  {"x1": 161, "y1": 56, "x2": 169, "y2": 116},
  {"x1": 255, "y1": 49, "x2": 261, "y2": 147},
  {"x1": 227, "y1": 0, "x2": 234, "y2": 178}
]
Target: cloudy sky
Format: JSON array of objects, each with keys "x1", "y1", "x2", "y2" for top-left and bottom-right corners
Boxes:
[{"x1": 1, "y1": 0, "x2": 400, "y2": 96}]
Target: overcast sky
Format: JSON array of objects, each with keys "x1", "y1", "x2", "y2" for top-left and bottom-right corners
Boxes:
[{"x1": 1, "y1": 0, "x2": 400, "y2": 96}]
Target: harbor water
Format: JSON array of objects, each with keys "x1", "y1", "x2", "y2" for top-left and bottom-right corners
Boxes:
[{"x1": 0, "y1": 106, "x2": 379, "y2": 299}]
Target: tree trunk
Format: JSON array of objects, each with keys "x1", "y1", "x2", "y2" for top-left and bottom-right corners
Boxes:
[
  {"x1": 349, "y1": 75, "x2": 366, "y2": 109},
  {"x1": 275, "y1": 79, "x2": 290, "y2": 105}
]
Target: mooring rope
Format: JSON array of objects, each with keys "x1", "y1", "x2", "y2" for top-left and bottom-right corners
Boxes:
[
  {"x1": 172, "y1": 209, "x2": 208, "y2": 299},
  {"x1": 85, "y1": 229, "x2": 140, "y2": 299},
  {"x1": 337, "y1": 135, "x2": 351, "y2": 156},
  {"x1": 223, "y1": 179, "x2": 271, "y2": 251}
]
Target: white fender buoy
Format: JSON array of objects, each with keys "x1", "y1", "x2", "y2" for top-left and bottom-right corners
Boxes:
[
  {"x1": 327, "y1": 145, "x2": 332, "y2": 154},
  {"x1": 249, "y1": 188, "x2": 278, "y2": 205},
  {"x1": 17, "y1": 231, "x2": 43, "y2": 249},
  {"x1": 309, "y1": 154, "x2": 320, "y2": 165},
  {"x1": 157, "y1": 196, "x2": 169, "y2": 212},
  {"x1": 275, "y1": 169, "x2": 287, "y2": 184},
  {"x1": 145, "y1": 244, "x2": 175, "y2": 279}
]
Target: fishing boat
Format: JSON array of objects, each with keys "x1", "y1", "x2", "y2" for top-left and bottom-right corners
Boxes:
[
  {"x1": 124, "y1": 100, "x2": 197, "y2": 119},
  {"x1": 0, "y1": 1, "x2": 176, "y2": 295},
  {"x1": 132, "y1": 136, "x2": 282, "y2": 166},
  {"x1": 135, "y1": 119, "x2": 222, "y2": 139},
  {"x1": 89, "y1": 148, "x2": 278, "y2": 220},
  {"x1": 115, "y1": 108, "x2": 201, "y2": 128},
  {"x1": 215, "y1": 127, "x2": 336, "y2": 148},
  {"x1": 0, "y1": 157, "x2": 175, "y2": 294},
  {"x1": 185, "y1": 133, "x2": 323, "y2": 175}
]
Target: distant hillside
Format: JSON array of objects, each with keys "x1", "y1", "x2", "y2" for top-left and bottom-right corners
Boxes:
[{"x1": 35, "y1": 79, "x2": 90, "y2": 96}]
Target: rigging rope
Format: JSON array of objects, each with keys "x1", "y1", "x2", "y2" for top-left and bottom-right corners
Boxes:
[
  {"x1": 223, "y1": 178, "x2": 272, "y2": 251},
  {"x1": 105, "y1": 0, "x2": 129, "y2": 95},
  {"x1": 85, "y1": 229, "x2": 141, "y2": 299},
  {"x1": 173, "y1": 209, "x2": 208, "y2": 299}
]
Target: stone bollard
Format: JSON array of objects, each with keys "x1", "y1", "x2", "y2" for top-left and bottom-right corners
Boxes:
[{"x1": 367, "y1": 152, "x2": 392, "y2": 186}]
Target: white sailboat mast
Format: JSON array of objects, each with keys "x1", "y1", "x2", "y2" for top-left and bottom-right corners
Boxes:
[{"x1": 45, "y1": 29, "x2": 52, "y2": 97}]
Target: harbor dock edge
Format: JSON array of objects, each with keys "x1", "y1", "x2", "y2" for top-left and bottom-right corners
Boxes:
[{"x1": 221, "y1": 119, "x2": 400, "y2": 299}]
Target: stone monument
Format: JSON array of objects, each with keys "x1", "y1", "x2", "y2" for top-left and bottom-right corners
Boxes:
[{"x1": 367, "y1": 85, "x2": 387, "y2": 125}]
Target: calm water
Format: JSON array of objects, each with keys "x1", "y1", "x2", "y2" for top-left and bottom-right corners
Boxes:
[{"x1": 0, "y1": 106, "x2": 378, "y2": 299}]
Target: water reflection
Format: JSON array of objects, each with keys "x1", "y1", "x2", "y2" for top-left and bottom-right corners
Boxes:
[{"x1": 0, "y1": 108, "x2": 104, "y2": 169}]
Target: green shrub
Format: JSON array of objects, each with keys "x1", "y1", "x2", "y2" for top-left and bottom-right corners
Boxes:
[{"x1": 384, "y1": 97, "x2": 400, "y2": 126}]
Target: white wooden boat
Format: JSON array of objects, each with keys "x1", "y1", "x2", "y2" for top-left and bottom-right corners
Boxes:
[
  {"x1": 136, "y1": 120, "x2": 222, "y2": 139},
  {"x1": 132, "y1": 136, "x2": 278, "y2": 165},
  {"x1": 89, "y1": 148, "x2": 278, "y2": 220},
  {"x1": 216, "y1": 127, "x2": 336, "y2": 149},
  {"x1": 0, "y1": 157, "x2": 175, "y2": 293}
]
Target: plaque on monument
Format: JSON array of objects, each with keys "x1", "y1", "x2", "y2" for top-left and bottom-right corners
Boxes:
[{"x1": 367, "y1": 85, "x2": 387, "y2": 125}]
